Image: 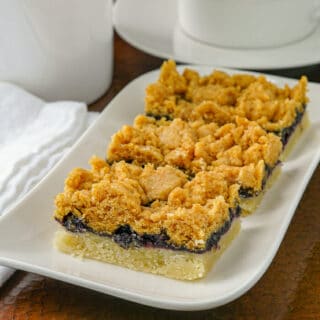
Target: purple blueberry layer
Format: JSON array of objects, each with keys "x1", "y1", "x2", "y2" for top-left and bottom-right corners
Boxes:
[
  {"x1": 278, "y1": 106, "x2": 306, "y2": 147},
  {"x1": 56, "y1": 206, "x2": 240, "y2": 254},
  {"x1": 238, "y1": 162, "x2": 278, "y2": 199},
  {"x1": 238, "y1": 106, "x2": 306, "y2": 198},
  {"x1": 145, "y1": 113, "x2": 173, "y2": 121}
]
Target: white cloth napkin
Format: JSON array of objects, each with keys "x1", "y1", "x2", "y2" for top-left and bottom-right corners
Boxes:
[{"x1": 0, "y1": 82, "x2": 99, "y2": 286}]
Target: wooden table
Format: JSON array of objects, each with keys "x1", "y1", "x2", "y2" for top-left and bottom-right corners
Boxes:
[{"x1": 0, "y1": 34, "x2": 319, "y2": 320}]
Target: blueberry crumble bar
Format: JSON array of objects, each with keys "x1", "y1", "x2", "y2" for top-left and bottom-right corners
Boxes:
[
  {"x1": 145, "y1": 60, "x2": 308, "y2": 155},
  {"x1": 54, "y1": 61, "x2": 309, "y2": 280},
  {"x1": 108, "y1": 114, "x2": 282, "y2": 213},
  {"x1": 54, "y1": 156, "x2": 240, "y2": 280}
]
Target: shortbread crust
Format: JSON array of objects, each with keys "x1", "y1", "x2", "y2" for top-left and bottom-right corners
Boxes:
[{"x1": 54, "y1": 219, "x2": 240, "y2": 280}]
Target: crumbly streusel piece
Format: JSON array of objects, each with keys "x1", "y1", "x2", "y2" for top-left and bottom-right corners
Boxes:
[
  {"x1": 145, "y1": 60, "x2": 308, "y2": 136},
  {"x1": 108, "y1": 115, "x2": 197, "y2": 169}
]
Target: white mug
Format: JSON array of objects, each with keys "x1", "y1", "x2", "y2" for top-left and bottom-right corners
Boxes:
[
  {"x1": 178, "y1": 0, "x2": 320, "y2": 49},
  {"x1": 0, "y1": 0, "x2": 113, "y2": 103}
]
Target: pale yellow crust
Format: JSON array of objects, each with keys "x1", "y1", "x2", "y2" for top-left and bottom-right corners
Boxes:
[
  {"x1": 54, "y1": 219, "x2": 241, "y2": 280},
  {"x1": 279, "y1": 111, "x2": 310, "y2": 161},
  {"x1": 239, "y1": 164, "x2": 281, "y2": 215}
]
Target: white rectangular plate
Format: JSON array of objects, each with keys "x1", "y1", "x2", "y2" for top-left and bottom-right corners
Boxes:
[{"x1": 0, "y1": 66, "x2": 319, "y2": 311}]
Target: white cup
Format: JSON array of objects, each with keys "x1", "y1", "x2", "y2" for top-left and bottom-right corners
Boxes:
[
  {"x1": 178, "y1": 0, "x2": 320, "y2": 49},
  {"x1": 0, "y1": 0, "x2": 113, "y2": 103}
]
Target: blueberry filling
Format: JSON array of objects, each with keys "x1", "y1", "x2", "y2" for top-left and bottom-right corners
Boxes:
[
  {"x1": 58, "y1": 206, "x2": 240, "y2": 254},
  {"x1": 62, "y1": 214, "x2": 88, "y2": 233},
  {"x1": 238, "y1": 162, "x2": 279, "y2": 199},
  {"x1": 145, "y1": 113, "x2": 172, "y2": 121},
  {"x1": 238, "y1": 106, "x2": 305, "y2": 200},
  {"x1": 277, "y1": 106, "x2": 305, "y2": 147},
  {"x1": 238, "y1": 187, "x2": 259, "y2": 199},
  {"x1": 143, "y1": 200, "x2": 155, "y2": 207},
  {"x1": 112, "y1": 225, "x2": 141, "y2": 249},
  {"x1": 105, "y1": 158, "x2": 114, "y2": 166},
  {"x1": 113, "y1": 226, "x2": 171, "y2": 250}
]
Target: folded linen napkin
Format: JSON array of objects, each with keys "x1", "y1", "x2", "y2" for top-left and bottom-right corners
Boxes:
[{"x1": 0, "y1": 82, "x2": 99, "y2": 286}]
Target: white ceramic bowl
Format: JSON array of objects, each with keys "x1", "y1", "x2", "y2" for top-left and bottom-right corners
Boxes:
[
  {"x1": 178, "y1": 0, "x2": 320, "y2": 49},
  {"x1": 0, "y1": 0, "x2": 113, "y2": 103}
]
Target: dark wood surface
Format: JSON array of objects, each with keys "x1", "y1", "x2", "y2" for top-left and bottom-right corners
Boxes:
[{"x1": 0, "y1": 33, "x2": 319, "y2": 320}]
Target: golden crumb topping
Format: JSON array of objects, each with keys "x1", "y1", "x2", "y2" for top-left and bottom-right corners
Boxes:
[
  {"x1": 139, "y1": 165, "x2": 187, "y2": 201},
  {"x1": 167, "y1": 171, "x2": 240, "y2": 208},
  {"x1": 107, "y1": 114, "x2": 282, "y2": 190},
  {"x1": 108, "y1": 115, "x2": 196, "y2": 168},
  {"x1": 55, "y1": 156, "x2": 237, "y2": 250},
  {"x1": 145, "y1": 60, "x2": 308, "y2": 131},
  {"x1": 207, "y1": 161, "x2": 266, "y2": 192},
  {"x1": 160, "y1": 197, "x2": 229, "y2": 250}
]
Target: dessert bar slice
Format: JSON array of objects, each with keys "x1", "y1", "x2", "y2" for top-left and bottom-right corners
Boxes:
[
  {"x1": 107, "y1": 114, "x2": 282, "y2": 213},
  {"x1": 54, "y1": 156, "x2": 240, "y2": 280},
  {"x1": 145, "y1": 60, "x2": 308, "y2": 155}
]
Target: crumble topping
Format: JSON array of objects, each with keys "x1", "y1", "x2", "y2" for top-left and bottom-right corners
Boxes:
[
  {"x1": 145, "y1": 60, "x2": 308, "y2": 131},
  {"x1": 107, "y1": 115, "x2": 282, "y2": 190},
  {"x1": 108, "y1": 115, "x2": 197, "y2": 168},
  {"x1": 55, "y1": 156, "x2": 236, "y2": 250},
  {"x1": 167, "y1": 171, "x2": 240, "y2": 208},
  {"x1": 108, "y1": 115, "x2": 196, "y2": 168},
  {"x1": 139, "y1": 165, "x2": 187, "y2": 201}
]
